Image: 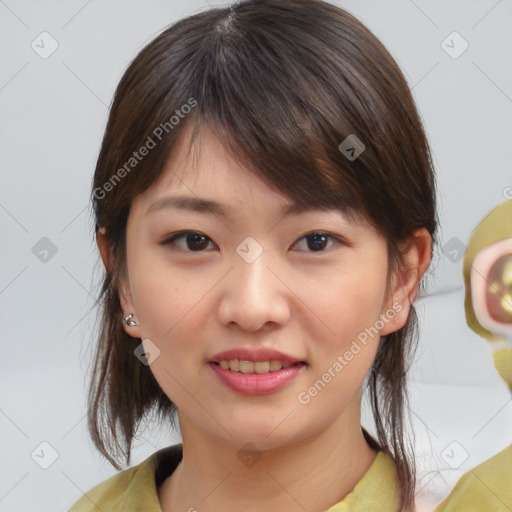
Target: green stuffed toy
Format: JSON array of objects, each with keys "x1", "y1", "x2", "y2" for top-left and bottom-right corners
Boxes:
[{"x1": 435, "y1": 200, "x2": 512, "y2": 511}]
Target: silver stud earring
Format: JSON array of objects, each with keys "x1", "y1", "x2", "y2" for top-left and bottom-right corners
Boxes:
[{"x1": 124, "y1": 313, "x2": 139, "y2": 327}]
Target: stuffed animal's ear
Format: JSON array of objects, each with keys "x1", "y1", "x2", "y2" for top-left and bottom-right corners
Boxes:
[{"x1": 471, "y1": 237, "x2": 512, "y2": 338}]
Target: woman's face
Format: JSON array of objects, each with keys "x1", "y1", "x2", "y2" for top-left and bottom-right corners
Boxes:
[{"x1": 115, "y1": 124, "x2": 411, "y2": 450}]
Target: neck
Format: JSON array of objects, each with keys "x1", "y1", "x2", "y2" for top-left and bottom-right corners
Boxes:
[{"x1": 158, "y1": 409, "x2": 378, "y2": 512}]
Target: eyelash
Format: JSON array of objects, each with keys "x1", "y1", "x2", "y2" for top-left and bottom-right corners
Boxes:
[{"x1": 159, "y1": 230, "x2": 345, "y2": 254}]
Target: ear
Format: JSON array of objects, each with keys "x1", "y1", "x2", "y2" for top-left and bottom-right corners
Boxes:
[
  {"x1": 379, "y1": 228, "x2": 432, "y2": 336},
  {"x1": 471, "y1": 237, "x2": 512, "y2": 338},
  {"x1": 96, "y1": 227, "x2": 113, "y2": 272},
  {"x1": 96, "y1": 227, "x2": 141, "y2": 338}
]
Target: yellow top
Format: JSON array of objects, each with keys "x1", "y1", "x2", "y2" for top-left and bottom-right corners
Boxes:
[
  {"x1": 68, "y1": 443, "x2": 403, "y2": 511},
  {"x1": 434, "y1": 445, "x2": 512, "y2": 512}
]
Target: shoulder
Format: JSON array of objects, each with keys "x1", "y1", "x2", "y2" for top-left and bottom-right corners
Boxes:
[
  {"x1": 434, "y1": 445, "x2": 512, "y2": 512},
  {"x1": 67, "y1": 449, "x2": 163, "y2": 512},
  {"x1": 325, "y1": 449, "x2": 403, "y2": 512}
]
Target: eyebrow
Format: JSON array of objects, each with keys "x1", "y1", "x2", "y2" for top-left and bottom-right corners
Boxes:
[{"x1": 144, "y1": 195, "x2": 332, "y2": 219}]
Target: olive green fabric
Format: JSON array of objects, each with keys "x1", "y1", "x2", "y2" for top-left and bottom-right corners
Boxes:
[
  {"x1": 68, "y1": 443, "x2": 403, "y2": 511},
  {"x1": 434, "y1": 445, "x2": 512, "y2": 512}
]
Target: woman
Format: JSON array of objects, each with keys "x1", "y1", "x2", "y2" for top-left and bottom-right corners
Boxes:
[{"x1": 69, "y1": 1, "x2": 437, "y2": 510}]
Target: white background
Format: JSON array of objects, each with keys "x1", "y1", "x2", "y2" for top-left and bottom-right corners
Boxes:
[{"x1": 0, "y1": 1, "x2": 511, "y2": 511}]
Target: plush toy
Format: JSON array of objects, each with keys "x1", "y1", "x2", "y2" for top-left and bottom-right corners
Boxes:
[
  {"x1": 463, "y1": 199, "x2": 512, "y2": 388},
  {"x1": 435, "y1": 200, "x2": 512, "y2": 511}
]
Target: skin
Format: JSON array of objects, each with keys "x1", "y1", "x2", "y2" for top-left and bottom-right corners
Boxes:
[{"x1": 97, "y1": 123, "x2": 432, "y2": 512}]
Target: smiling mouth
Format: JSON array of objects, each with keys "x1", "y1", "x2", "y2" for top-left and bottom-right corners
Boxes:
[{"x1": 211, "y1": 360, "x2": 307, "y2": 374}]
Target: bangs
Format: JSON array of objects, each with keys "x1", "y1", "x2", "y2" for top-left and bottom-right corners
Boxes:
[
  {"x1": 177, "y1": 113, "x2": 369, "y2": 228},
  {"x1": 94, "y1": 0, "x2": 432, "y2": 246},
  {"x1": 108, "y1": 3, "x2": 398, "y2": 234}
]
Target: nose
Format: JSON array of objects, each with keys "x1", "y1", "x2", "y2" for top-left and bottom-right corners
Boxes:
[{"x1": 216, "y1": 247, "x2": 292, "y2": 332}]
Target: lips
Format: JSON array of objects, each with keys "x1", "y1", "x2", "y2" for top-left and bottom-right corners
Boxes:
[
  {"x1": 209, "y1": 360, "x2": 306, "y2": 394},
  {"x1": 209, "y1": 348, "x2": 306, "y2": 364}
]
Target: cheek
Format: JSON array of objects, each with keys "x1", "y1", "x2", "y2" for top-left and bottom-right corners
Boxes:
[
  {"x1": 299, "y1": 265, "x2": 386, "y2": 412},
  {"x1": 299, "y1": 254, "x2": 387, "y2": 405},
  {"x1": 306, "y1": 254, "x2": 388, "y2": 348},
  {"x1": 130, "y1": 247, "x2": 213, "y2": 339},
  {"x1": 133, "y1": 262, "x2": 213, "y2": 406}
]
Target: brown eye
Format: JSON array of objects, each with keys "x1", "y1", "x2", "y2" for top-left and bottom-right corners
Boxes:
[
  {"x1": 293, "y1": 231, "x2": 342, "y2": 252},
  {"x1": 160, "y1": 231, "x2": 215, "y2": 252},
  {"x1": 486, "y1": 253, "x2": 512, "y2": 323}
]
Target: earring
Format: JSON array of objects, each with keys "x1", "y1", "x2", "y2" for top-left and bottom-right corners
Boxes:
[{"x1": 124, "y1": 313, "x2": 139, "y2": 327}]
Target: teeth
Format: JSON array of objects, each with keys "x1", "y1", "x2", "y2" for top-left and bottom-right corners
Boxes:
[
  {"x1": 240, "y1": 360, "x2": 256, "y2": 373},
  {"x1": 270, "y1": 360, "x2": 284, "y2": 371},
  {"x1": 217, "y1": 359, "x2": 298, "y2": 373}
]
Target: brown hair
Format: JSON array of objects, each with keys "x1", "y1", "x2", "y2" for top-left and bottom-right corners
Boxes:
[{"x1": 86, "y1": 1, "x2": 438, "y2": 510}]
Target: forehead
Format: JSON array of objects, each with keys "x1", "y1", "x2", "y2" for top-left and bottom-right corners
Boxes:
[
  {"x1": 150, "y1": 123, "x2": 263, "y2": 192},
  {"x1": 134, "y1": 123, "x2": 370, "y2": 229}
]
